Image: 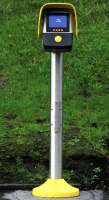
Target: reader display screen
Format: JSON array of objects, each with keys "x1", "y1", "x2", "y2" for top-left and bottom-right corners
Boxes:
[
  {"x1": 47, "y1": 13, "x2": 69, "y2": 32},
  {"x1": 49, "y1": 15, "x2": 67, "y2": 28}
]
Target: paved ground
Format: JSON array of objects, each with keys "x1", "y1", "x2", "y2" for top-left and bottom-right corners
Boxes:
[{"x1": 0, "y1": 190, "x2": 108, "y2": 200}]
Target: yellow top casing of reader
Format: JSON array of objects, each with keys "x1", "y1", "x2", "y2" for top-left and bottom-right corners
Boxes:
[{"x1": 37, "y1": 3, "x2": 78, "y2": 38}]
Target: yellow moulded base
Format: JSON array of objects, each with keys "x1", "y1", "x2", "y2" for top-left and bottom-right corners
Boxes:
[{"x1": 32, "y1": 179, "x2": 80, "y2": 198}]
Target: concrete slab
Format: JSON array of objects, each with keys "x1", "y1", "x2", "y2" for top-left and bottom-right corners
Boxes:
[{"x1": 2, "y1": 190, "x2": 103, "y2": 200}]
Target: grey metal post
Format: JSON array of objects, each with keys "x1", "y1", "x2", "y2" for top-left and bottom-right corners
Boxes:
[{"x1": 50, "y1": 52, "x2": 63, "y2": 179}]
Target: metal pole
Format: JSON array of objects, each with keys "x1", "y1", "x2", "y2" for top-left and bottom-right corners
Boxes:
[{"x1": 50, "y1": 52, "x2": 63, "y2": 179}]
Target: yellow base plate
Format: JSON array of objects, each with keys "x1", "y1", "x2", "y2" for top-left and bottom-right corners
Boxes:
[{"x1": 32, "y1": 179, "x2": 80, "y2": 198}]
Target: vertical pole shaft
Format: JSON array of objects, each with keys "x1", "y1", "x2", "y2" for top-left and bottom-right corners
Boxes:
[{"x1": 50, "y1": 52, "x2": 63, "y2": 179}]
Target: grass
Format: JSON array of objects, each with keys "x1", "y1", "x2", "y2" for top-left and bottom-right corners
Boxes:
[{"x1": 0, "y1": 0, "x2": 109, "y2": 186}]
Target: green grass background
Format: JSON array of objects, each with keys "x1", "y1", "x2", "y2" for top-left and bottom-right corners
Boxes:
[{"x1": 0, "y1": 0, "x2": 109, "y2": 187}]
